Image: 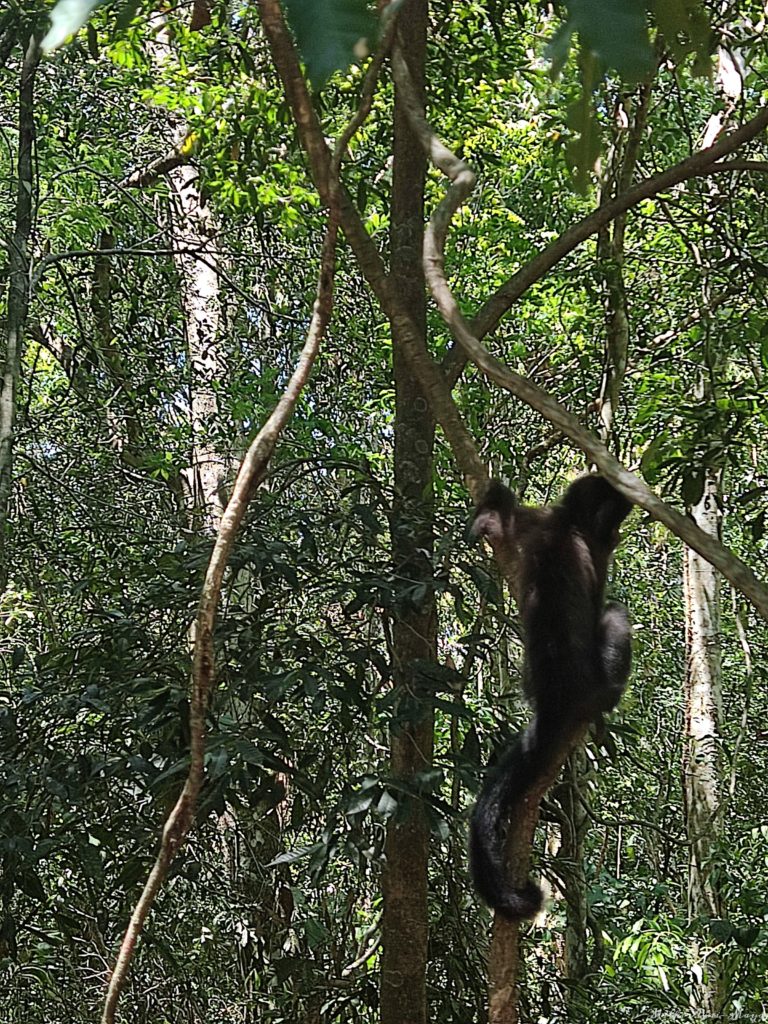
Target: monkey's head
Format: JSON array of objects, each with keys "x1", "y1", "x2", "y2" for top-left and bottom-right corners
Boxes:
[{"x1": 471, "y1": 480, "x2": 518, "y2": 543}]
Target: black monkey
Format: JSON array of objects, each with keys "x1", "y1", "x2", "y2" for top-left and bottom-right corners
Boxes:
[{"x1": 469, "y1": 475, "x2": 632, "y2": 920}]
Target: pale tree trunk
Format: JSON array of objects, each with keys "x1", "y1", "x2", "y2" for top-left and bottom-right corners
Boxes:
[
  {"x1": 683, "y1": 465, "x2": 725, "y2": 1015},
  {"x1": 380, "y1": 5, "x2": 436, "y2": 1024},
  {"x1": 0, "y1": 35, "x2": 39, "y2": 589},
  {"x1": 141, "y1": 15, "x2": 229, "y2": 529},
  {"x1": 169, "y1": 160, "x2": 229, "y2": 528}
]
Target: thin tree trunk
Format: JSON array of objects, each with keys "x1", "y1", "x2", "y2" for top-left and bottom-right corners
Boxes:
[
  {"x1": 145, "y1": 15, "x2": 229, "y2": 529},
  {"x1": 595, "y1": 84, "x2": 649, "y2": 440},
  {"x1": 683, "y1": 464, "x2": 725, "y2": 1015},
  {"x1": 0, "y1": 34, "x2": 39, "y2": 588},
  {"x1": 91, "y1": 229, "x2": 143, "y2": 454},
  {"x1": 380, "y1": 6, "x2": 436, "y2": 1024},
  {"x1": 555, "y1": 751, "x2": 589, "y2": 984},
  {"x1": 169, "y1": 160, "x2": 229, "y2": 527}
]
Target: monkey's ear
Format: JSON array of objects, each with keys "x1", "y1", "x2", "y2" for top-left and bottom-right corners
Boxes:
[{"x1": 472, "y1": 480, "x2": 517, "y2": 542}]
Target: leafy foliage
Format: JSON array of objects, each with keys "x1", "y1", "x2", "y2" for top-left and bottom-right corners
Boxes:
[
  {"x1": 3, "y1": 1, "x2": 768, "y2": 1022},
  {"x1": 548, "y1": 0, "x2": 654, "y2": 81},
  {"x1": 283, "y1": 0, "x2": 380, "y2": 86}
]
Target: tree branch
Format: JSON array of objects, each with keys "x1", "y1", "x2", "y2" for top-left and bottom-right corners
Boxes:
[
  {"x1": 120, "y1": 148, "x2": 190, "y2": 188},
  {"x1": 389, "y1": 49, "x2": 768, "y2": 623},
  {"x1": 472, "y1": 107, "x2": 768, "y2": 338},
  {"x1": 257, "y1": 0, "x2": 488, "y2": 496},
  {"x1": 101, "y1": 208, "x2": 339, "y2": 1024}
]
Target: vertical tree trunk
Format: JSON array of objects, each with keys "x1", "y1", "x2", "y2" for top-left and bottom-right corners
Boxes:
[
  {"x1": 146, "y1": 15, "x2": 229, "y2": 529},
  {"x1": 380, "y1": 6, "x2": 436, "y2": 1024},
  {"x1": 91, "y1": 229, "x2": 143, "y2": 455},
  {"x1": 683, "y1": 465, "x2": 725, "y2": 1015},
  {"x1": 596, "y1": 85, "x2": 649, "y2": 440},
  {"x1": 0, "y1": 35, "x2": 39, "y2": 588},
  {"x1": 169, "y1": 160, "x2": 229, "y2": 528},
  {"x1": 555, "y1": 752, "x2": 589, "y2": 982}
]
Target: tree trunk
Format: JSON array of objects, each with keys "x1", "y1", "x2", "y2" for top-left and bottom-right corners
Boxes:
[
  {"x1": 380, "y1": 6, "x2": 436, "y2": 1024},
  {"x1": 556, "y1": 750, "x2": 589, "y2": 985},
  {"x1": 90, "y1": 229, "x2": 144, "y2": 455},
  {"x1": 146, "y1": 14, "x2": 229, "y2": 529},
  {"x1": 0, "y1": 35, "x2": 39, "y2": 589},
  {"x1": 169, "y1": 160, "x2": 229, "y2": 527},
  {"x1": 595, "y1": 85, "x2": 649, "y2": 441},
  {"x1": 683, "y1": 465, "x2": 725, "y2": 1015}
]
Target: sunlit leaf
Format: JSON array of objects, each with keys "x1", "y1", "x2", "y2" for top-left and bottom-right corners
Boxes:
[
  {"x1": 681, "y1": 468, "x2": 705, "y2": 507},
  {"x1": 283, "y1": 0, "x2": 379, "y2": 86},
  {"x1": 42, "y1": 0, "x2": 102, "y2": 53}
]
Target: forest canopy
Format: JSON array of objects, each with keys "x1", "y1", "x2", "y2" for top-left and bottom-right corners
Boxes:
[{"x1": 2, "y1": 1, "x2": 768, "y2": 1022}]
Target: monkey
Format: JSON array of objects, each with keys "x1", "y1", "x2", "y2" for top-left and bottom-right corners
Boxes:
[{"x1": 469, "y1": 475, "x2": 632, "y2": 920}]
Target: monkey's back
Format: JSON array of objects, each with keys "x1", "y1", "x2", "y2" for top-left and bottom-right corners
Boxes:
[{"x1": 517, "y1": 509, "x2": 604, "y2": 718}]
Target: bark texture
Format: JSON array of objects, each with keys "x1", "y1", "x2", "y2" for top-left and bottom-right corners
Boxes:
[
  {"x1": 170, "y1": 160, "x2": 229, "y2": 527},
  {"x1": 0, "y1": 35, "x2": 39, "y2": 588},
  {"x1": 380, "y1": 6, "x2": 436, "y2": 1024},
  {"x1": 683, "y1": 466, "x2": 725, "y2": 1015}
]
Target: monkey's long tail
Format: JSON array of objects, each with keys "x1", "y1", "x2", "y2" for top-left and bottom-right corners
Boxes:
[{"x1": 469, "y1": 713, "x2": 588, "y2": 920}]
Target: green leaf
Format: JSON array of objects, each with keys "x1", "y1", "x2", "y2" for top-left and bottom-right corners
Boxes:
[
  {"x1": 376, "y1": 790, "x2": 398, "y2": 816},
  {"x1": 640, "y1": 430, "x2": 670, "y2": 482},
  {"x1": 760, "y1": 324, "x2": 768, "y2": 370},
  {"x1": 346, "y1": 790, "x2": 375, "y2": 815},
  {"x1": 709, "y1": 918, "x2": 733, "y2": 943},
  {"x1": 565, "y1": 0, "x2": 654, "y2": 81},
  {"x1": 463, "y1": 563, "x2": 503, "y2": 605},
  {"x1": 734, "y1": 926, "x2": 761, "y2": 949},
  {"x1": 283, "y1": 0, "x2": 379, "y2": 86},
  {"x1": 42, "y1": 0, "x2": 102, "y2": 53},
  {"x1": 267, "y1": 842, "x2": 325, "y2": 867},
  {"x1": 17, "y1": 870, "x2": 46, "y2": 903},
  {"x1": 749, "y1": 511, "x2": 765, "y2": 543},
  {"x1": 653, "y1": 0, "x2": 711, "y2": 69},
  {"x1": 461, "y1": 726, "x2": 481, "y2": 766},
  {"x1": 115, "y1": 0, "x2": 142, "y2": 31},
  {"x1": 566, "y1": 88, "x2": 601, "y2": 193},
  {"x1": 546, "y1": 21, "x2": 575, "y2": 78}
]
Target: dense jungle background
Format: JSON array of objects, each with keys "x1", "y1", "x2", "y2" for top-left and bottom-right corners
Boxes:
[{"x1": 2, "y1": 1, "x2": 768, "y2": 1021}]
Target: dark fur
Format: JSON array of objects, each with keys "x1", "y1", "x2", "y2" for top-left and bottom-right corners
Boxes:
[{"x1": 469, "y1": 475, "x2": 632, "y2": 919}]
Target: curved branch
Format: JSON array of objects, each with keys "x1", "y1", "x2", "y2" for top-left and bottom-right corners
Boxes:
[
  {"x1": 390, "y1": 51, "x2": 768, "y2": 623},
  {"x1": 101, "y1": 212, "x2": 339, "y2": 1024},
  {"x1": 257, "y1": 0, "x2": 488, "y2": 495},
  {"x1": 472, "y1": 107, "x2": 768, "y2": 338}
]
